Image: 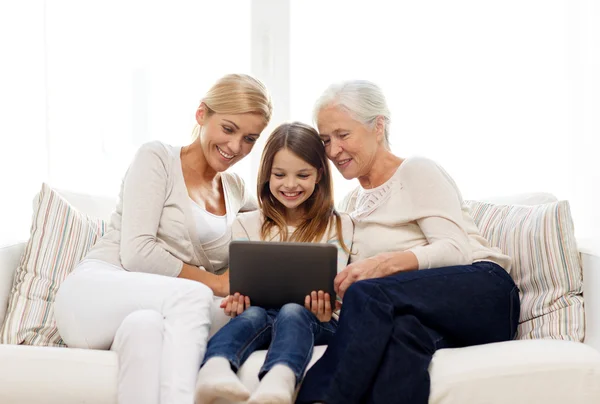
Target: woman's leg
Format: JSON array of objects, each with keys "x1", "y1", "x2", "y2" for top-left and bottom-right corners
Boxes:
[
  {"x1": 296, "y1": 261, "x2": 520, "y2": 404},
  {"x1": 195, "y1": 306, "x2": 274, "y2": 403},
  {"x1": 111, "y1": 310, "x2": 164, "y2": 404},
  {"x1": 54, "y1": 259, "x2": 214, "y2": 404},
  {"x1": 250, "y1": 303, "x2": 337, "y2": 404}
]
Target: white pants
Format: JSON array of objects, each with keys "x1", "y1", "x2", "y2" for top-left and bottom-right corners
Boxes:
[{"x1": 54, "y1": 259, "x2": 214, "y2": 404}]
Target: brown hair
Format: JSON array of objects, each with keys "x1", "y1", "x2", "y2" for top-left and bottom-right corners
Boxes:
[
  {"x1": 257, "y1": 122, "x2": 349, "y2": 253},
  {"x1": 192, "y1": 74, "x2": 273, "y2": 139}
]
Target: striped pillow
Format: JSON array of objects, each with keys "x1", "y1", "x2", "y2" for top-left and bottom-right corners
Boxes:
[
  {"x1": 467, "y1": 200, "x2": 584, "y2": 341},
  {"x1": 0, "y1": 183, "x2": 105, "y2": 346}
]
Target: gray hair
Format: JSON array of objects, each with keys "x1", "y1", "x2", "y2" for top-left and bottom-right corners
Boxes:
[{"x1": 313, "y1": 80, "x2": 391, "y2": 148}]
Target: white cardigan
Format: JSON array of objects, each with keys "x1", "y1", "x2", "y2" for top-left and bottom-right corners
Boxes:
[
  {"x1": 86, "y1": 141, "x2": 256, "y2": 276},
  {"x1": 340, "y1": 157, "x2": 512, "y2": 272}
]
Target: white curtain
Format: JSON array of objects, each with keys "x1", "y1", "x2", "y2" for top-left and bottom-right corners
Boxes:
[
  {"x1": 0, "y1": 1, "x2": 46, "y2": 244},
  {"x1": 45, "y1": 0, "x2": 252, "y2": 197},
  {"x1": 289, "y1": 0, "x2": 599, "y2": 238},
  {"x1": 1, "y1": 0, "x2": 597, "y2": 245}
]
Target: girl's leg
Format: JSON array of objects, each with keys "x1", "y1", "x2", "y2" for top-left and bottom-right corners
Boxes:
[
  {"x1": 53, "y1": 259, "x2": 214, "y2": 404},
  {"x1": 250, "y1": 303, "x2": 335, "y2": 404},
  {"x1": 296, "y1": 261, "x2": 520, "y2": 404},
  {"x1": 195, "y1": 306, "x2": 274, "y2": 404}
]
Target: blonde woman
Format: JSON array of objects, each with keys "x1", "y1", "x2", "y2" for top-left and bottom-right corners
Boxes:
[{"x1": 54, "y1": 74, "x2": 272, "y2": 404}]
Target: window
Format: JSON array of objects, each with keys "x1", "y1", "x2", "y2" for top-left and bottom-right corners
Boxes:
[
  {"x1": 290, "y1": 0, "x2": 573, "y2": 203},
  {"x1": 45, "y1": 0, "x2": 251, "y2": 196}
]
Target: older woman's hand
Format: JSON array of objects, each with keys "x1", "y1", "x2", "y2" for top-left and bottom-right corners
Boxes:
[
  {"x1": 334, "y1": 256, "x2": 389, "y2": 298},
  {"x1": 335, "y1": 251, "x2": 419, "y2": 298}
]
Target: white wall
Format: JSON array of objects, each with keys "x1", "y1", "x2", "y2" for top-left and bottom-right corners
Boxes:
[
  {"x1": 0, "y1": 0, "x2": 597, "y2": 246},
  {"x1": 0, "y1": 1, "x2": 47, "y2": 245}
]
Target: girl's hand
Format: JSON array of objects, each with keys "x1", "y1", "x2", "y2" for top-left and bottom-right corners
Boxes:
[
  {"x1": 305, "y1": 290, "x2": 332, "y2": 322},
  {"x1": 220, "y1": 293, "x2": 251, "y2": 317}
]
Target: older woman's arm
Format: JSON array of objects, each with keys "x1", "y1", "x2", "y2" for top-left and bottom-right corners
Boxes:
[{"x1": 335, "y1": 158, "x2": 473, "y2": 297}]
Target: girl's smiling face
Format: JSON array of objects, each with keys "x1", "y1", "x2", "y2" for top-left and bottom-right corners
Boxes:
[{"x1": 269, "y1": 148, "x2": 320, "y2": 221}]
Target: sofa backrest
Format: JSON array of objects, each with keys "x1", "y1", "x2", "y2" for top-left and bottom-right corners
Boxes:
[
  {"x1": 477, "y1": 192, "x2": 558, "y2": 206},
  {"x1": 0, "y1": 189, "x2": 559, "y2": 329}
]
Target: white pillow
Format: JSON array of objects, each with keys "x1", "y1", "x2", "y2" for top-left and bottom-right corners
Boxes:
[
  {"x1": 467, "y1": 199, "x2": 584, "y2": 341},
  {"x1": 0, "y1": 183, "x2": 105, "y2": 346}
]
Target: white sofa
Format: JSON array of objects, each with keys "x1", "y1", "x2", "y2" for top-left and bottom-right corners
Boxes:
[{"x1": 1, "y1": 190, "x2": 600, "y2": 404}]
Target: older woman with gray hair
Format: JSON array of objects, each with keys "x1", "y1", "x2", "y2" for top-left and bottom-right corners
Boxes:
[{"x1": 296, "y1": 80, "x2": 520, "y2": 404}]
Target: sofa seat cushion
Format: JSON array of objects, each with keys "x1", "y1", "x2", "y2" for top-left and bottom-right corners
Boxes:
[
  {"x1": 234, "y1": 341, "x2": 600, "y2": 403},
  {"x1": 0, "y1": 344, "x2": 117, "y2": 404},
  {"x1": 430, "y1": 340, "x2": 600, "y2": 404}
]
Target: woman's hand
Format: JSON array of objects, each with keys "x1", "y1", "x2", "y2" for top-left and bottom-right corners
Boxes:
[
  {"x1": 334, "y1": 256, "x2": 387, "y2": 298},
  {"x1": 305, "y1": 290, "x2": 332, "y2": 322},
  {"x1": 334, "y1": 252, "x2": 419, "y2": 298},
  {"x1": 220, "y1": 293, "x2": 251, "y2": 317},
  {"x1": 216, "y1": 271, "x2": 230, "y2": 297}
]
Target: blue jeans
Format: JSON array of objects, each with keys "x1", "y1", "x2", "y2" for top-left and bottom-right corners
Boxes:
[
  {"x1": 296, "y1": 261, "x2": 520, "y2": 404},
  {"x1": 202, "y1": 303, "x2": 338, "y2": 385}
]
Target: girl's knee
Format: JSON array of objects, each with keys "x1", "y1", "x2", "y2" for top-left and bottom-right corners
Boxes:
[
  {"x1": 239, "y1": 306, "x2": 268, "y2": 322},
  {"x1": 278, "y1": 303, "x2": 310, "y2": 320}
]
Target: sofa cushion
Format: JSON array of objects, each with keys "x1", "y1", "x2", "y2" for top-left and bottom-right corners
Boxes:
[
  {"x1": 428, "y1": 340, "x2": 600, "y2": 404},
  {"x1": 0, "y1": 183, "x2": 106, "y2": 346},
  {"x1": 0, "y1": 344, "x2": 117, "y2": 404},
  {"x1": 236, "y1": 341, "x2": 600, "y2": 404},
  {"x1": 467, "y1": 200, "x2": 584, "y2": 341}
]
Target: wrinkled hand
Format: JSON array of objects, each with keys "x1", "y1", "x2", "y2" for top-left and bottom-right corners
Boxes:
[
  {"x1": 304, "y1": 290, "x2": 332, "y2": 322},
  {"x1": 334, "y1": 256, "x2": 389, "y2": 298},
  {"x1": 220, "y1": 293, "x2": 251, "y2": 317}
]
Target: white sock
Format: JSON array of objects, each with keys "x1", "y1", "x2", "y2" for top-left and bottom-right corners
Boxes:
[
  {"x1": 195, "y1": 357, "x2": 251, "y2": 404},
  {"x1": 248, "y1": 364, "x2": 297, "y2": 404}
]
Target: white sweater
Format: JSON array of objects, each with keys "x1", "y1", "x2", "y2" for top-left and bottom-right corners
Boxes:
[
  {"x1": 340, "y1": 157, "x2": 511, "y2": 272},
  {"x1": 85, "y1": 141, "x2": 256, "y2": 276}
]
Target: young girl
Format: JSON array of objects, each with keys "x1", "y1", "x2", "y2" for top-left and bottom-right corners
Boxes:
[{"x1": 195, "y1": 122, "x2": 353, "y2": 404}]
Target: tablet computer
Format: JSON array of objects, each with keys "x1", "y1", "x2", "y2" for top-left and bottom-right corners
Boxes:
[{"x1": 229, "y1": 240, "x2": 337, "y2": 309}]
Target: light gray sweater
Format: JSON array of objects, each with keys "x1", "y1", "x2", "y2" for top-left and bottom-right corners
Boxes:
[
  {"x1": 85, "y1": 141, "x2": 256, "y2": 276},
  {"x1": 341, "y1": 157, "x2": 512, "y2": 272}
]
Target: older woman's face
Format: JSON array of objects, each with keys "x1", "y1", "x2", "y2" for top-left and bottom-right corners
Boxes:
[{"x1": 317, "y1": 106, "x2": 380, "y2": 180}]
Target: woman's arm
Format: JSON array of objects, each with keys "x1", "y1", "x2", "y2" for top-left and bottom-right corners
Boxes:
[
  {"x1": 404, "y1": 158, "x2": 472, "y2": 269},
  {"x1": 178, "y1": 264, "x2": 229, "y2": 296},
  {"x1": 119, "y1": 143, "x2": 184, "y2": 277},
  {"x1": 335, "y1": 158, "x2": 472, "y2": 296}
]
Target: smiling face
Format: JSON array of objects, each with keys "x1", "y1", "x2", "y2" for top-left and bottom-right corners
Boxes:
[
  {"x1": 196, "y1": 106, "x2": 267, "y2": 172},
  {"x1": 269, "y1": 148, "x2": 320, "y2": 217},
  {"x1": 317, "y1": 105, "x2": 383, "y2": 180}
]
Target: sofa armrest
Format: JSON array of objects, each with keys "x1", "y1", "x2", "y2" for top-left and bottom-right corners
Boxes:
[{"x1": 581, "y1": 238, "x2": 600, "y2": 351}]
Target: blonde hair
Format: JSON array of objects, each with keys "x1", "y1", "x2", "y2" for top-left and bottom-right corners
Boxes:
[
  {"x1": 313, "y1": 80, "x2": 391, "y2": 148},
  {"x1": 192, "y1": 74, "x2": 273, "y2": 139},
  {"x1": 257, "y1": 122, "x2": 350, "y2": 254}
]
